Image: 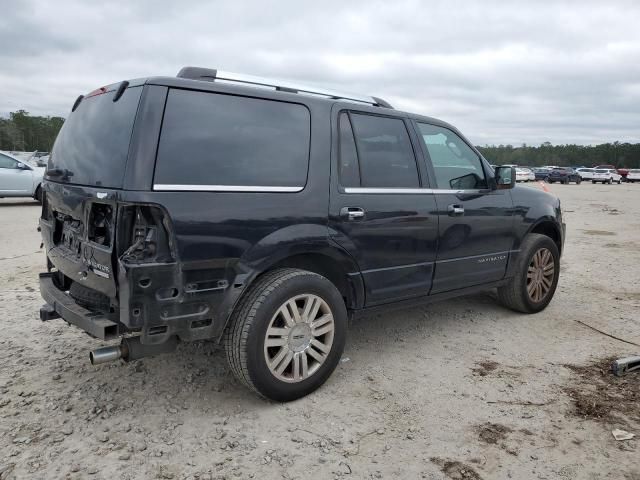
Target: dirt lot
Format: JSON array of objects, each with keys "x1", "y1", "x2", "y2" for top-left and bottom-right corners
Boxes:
[{"x1": 1, "y1": 183, "x2": 639, "y2": 480}]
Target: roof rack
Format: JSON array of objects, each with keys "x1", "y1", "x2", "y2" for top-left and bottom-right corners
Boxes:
[{"x1": 176, "y1": 66, "x2": 393, "y2": 109}]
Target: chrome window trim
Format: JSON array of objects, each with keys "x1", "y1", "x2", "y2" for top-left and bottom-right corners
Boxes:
[
  {"x1": 153, "y1": 184, "x2": 304, "y2": 192},
  {"x1": 343, "y1": 187, "x2": 487, "y2": 194}
]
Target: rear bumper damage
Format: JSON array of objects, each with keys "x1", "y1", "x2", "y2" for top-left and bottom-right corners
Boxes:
[{"x1": 39, "y1": 273, "x2": 119, "y2": 340}]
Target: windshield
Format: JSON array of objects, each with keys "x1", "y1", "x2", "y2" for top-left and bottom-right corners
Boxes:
[{"x1": 49, "y1": 86, "x2": 142, "y2": 188}]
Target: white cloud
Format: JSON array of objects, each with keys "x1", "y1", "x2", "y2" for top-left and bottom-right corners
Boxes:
[{"x1": 1, "y1": 0, "x2": 639, "y2": 145}]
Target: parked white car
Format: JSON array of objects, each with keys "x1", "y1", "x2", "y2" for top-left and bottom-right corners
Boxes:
[
  {"x1": 515, "y1": 167, "x2": 535, "y2": 182},
  {"x1": 0, "y1": 151, "x2": 45, "y2": 202},
  {"x1": 591, "y1": 168, "x2": 622, "y2": 184},
  {"x1": 576, "y1": 168, "x2": 595, "y2": 180},
  {"x1": 626, "y1": 169, "x2": 640, "y2": 183}
]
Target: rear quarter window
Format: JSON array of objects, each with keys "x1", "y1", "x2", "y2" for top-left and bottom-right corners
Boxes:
[{"x1": 154, "y1": 89, "x2": 310, "y2": 190}]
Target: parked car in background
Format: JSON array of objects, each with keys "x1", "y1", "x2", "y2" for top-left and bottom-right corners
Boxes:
[
  {"x1": 533, "y1": 167, "x2": 551, "y2": 181},
  {"x1": 576, "y1": 168, "x2": 595, "y2": 180},
  {"x1": 515, "y1": 167, "x2": 535, "y2": 182},
  {"x1": 547, "y1": 167, "x2": 581, "y2": 184},
  {"x1": 592, "y1": 169, "x2": 622, "y2": 184},
  {"x1": 0, "y1": 151, "x2": 45, "y2": 202},
  {"x1": 626, "y1": 169, "x2": 640, "y2": 183},
  {"x1": 595, "y1": 164, "x2": 628, "y2": 179}
]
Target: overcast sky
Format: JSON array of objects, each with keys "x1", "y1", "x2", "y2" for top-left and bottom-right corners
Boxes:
[{"x1": 2, "y1": 0, "x2": 639, "y2": 145}]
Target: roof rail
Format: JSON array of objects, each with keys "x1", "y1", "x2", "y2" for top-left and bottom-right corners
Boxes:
[{"x1": 176, "y1": 66, "x2": 393, "y2": 108}]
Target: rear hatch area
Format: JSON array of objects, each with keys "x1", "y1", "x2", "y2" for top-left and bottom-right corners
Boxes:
[{"x1": 38, "y1": 82, "x2": 143, "y2": 338}]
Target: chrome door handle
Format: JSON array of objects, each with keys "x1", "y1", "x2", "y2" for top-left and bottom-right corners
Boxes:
[
  {"x1": 340, "y1": 207, "x2": 365, "y2": 220},
  {"x1": 447, "y1": 204, "x2": 464, "y2": 216}
]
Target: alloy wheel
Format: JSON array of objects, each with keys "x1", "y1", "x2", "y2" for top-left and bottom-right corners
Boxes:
[
  {"x1": 264, "y1": 294, "x2": 335, "y2": 383},
  {"x1": 527, "y1": 248, "x2": 555, "y2": 303}
]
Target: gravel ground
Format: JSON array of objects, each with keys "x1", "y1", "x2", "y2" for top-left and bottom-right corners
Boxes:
[{"x1": 0, "y1": 183, "x2": 639, "y2": 480}]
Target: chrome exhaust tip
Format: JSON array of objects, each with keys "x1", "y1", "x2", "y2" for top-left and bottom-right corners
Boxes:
[{"x1": 89, "y1": 345, "x2": 123, "y2": 365}]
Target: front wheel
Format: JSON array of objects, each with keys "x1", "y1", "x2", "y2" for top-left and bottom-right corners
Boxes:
[
  {"x1": 607, "y1": 178, "x2": 613, "y2": 184},
  {"x1": 224, "y1": 268, "x2": 347, "y2": 401},
  {"x1": 497, "y1": 234, "x2": 560, "y2": 313}
]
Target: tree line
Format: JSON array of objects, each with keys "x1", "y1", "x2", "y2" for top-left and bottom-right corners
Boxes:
[
  {"x1": 1, "y1": 110, "x2": 639, "y2": 168},
  {"x1": 0, "y1": 110, "x2": 65, "y2": 152},
  {"x1": 476, "y1": 142, "x2": 640, "y2": 168}
]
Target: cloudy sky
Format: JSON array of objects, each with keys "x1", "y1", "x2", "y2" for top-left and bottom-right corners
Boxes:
[{"x1": 2, "y1": 0, "x2": 639, "y2": 145}]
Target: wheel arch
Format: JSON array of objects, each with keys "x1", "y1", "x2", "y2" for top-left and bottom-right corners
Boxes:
[{"x1": 214, "y1": 228, "x2": 364, "y2": 342}]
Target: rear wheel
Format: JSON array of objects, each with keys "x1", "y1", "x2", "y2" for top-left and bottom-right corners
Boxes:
[
  {"x1": 34, "y1": 185, "x2": 43, "y2": 204},
  {"x1": 576, "y1": 178, "x2": 582, "y2": 184},
  {"x1": 607, "y1": 177, "x2": 613, "y2": 184},
  {"x1": 497, "y1": 234, "x2": 560, "y2": 314},
  {"x1": 224, "y1": 268, "x2": 347, "y2": 401}
]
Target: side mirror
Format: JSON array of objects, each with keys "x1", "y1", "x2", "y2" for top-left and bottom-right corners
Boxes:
[{"x1": 494, "y1": 166, "x2": 515, "y2": 189}]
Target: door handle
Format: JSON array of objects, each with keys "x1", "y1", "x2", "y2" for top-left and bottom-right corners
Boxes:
[
  {"x1": 447, "y1": 204, "x2": 464, "y2": 216},
  {"x1": 340, "y1": 207, "x2": 365, "y2": 220}
]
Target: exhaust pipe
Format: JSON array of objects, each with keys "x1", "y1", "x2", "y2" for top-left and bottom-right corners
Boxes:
[
  {"x1": 89, "y1": 336, "x2": 178, "y2": 365},
  {"x1": 89, "y1": 345, "x2": 123, "y2": 365}
]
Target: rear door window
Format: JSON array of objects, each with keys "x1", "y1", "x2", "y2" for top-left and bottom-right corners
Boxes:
[
  {"x1": 348, "y1": 113, "x2": 419, "y2": 188},
  {"x1": 154, "y1": 90, "x2": 310, "y2": 190}
]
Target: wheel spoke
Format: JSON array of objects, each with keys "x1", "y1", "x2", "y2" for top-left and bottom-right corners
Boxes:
[
  {"x1": 527, "y1": 280, "x2": 537, "y2": 296},
  {"x1": 312, "y1": 323, "x2": 333, "y2": 337},
  {"x1": 265, "y1": 337, "x2": 288, "y2": 348},
  {"x1": 270, "y1": 347, "x2": 289, "y2": 370},
  {"x1": 279, "y1": 304, "x2": 296, "y2": 327},
  {"x1": 541, "y1": 275, "x2": 552, "y2": 290},
  {"x1": 274, "y1": 350, "x2": 294, "y2": 375},
  {"x1": 311, "y1": 313, "x2": 333, "y2": 330},
  {"x1": 307, "y1": 344, "x2": 327, "y2": 363},
  {"x1": 287, "y1": 299, "x2": 302, "y2": 324},
  {"x1": 302, "y1": 296, "x2": 322, "y2": 323},
  {"x1": 310, "y1": 338, "x2": 330, "y2": 354},
  {"x1": 300, "y1": 352, "x2": 308, "y2": 379},
  {"x1": 267, "y1": 327, "x2": 289, "y2": 337}
]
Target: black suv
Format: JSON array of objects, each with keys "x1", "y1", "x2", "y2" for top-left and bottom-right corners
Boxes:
[
  {"x1": 546, "y1": 167, "x2": 582, "y2": 184},
  {"x1": 39, "y1": 67, "x2": 565, "y2": 401}
]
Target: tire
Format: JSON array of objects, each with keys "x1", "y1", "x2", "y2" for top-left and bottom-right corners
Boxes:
[
  {"x1": 618, "y1": 178, "x2": 622, "y2": 184},
  {"x1": 592, "y1": 180, "x2": 596, "y2": 184},
  {"x1": 69, "y1": 282, "x2": 111, "y2": 312},
  {"x1": 34, "y1": 185, "x2": 43, "y2": 204},
  {"x1": 497, "y1": 233, "x2": 560, "y2": 314},
  {"x1": 224, "y1": 268, "x2": 347, "y2": 401},
  {"x1": 607, "y1": 178, "x2": 612, "y2": 184},
  {"x1": 576, "y1": 178, "x2": 581, "y2": 184}
]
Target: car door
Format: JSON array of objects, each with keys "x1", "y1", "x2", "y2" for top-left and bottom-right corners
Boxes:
[
  {"x1": 328, "y1": 108, "x2": 439, "y2": 306},
  {"x1": 0, "y1": 153, "x2": 33, "y2": 195},
  {"x1": 412, "y1": 121, "x2": 515, "y2": 294}
]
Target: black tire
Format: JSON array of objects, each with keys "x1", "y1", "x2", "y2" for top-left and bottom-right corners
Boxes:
[
  {"x1": 576, "y1": 178, "x2": 582, "y2": 184},
  {"x1": 497, "y1": 234, "x2": 560, "y2": 314},
  {"x1": 607, "y1": 178, "x2": 612, "y2": 184},
  {"x1": 592, "y1": 180, "x2": 596, "y2": 184},
  {"x1": 617, "y1": 178, "x2": 622, "y2": 184},
  {"x1": 224, "y1": 268, "x2": 347, "y2": 401},
  {"x1": 34, "y1": 185, "x2": 43, "y2": 204},
  {"x1": 69, "y1": 282, "x2": 111, "y2": 312}
]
